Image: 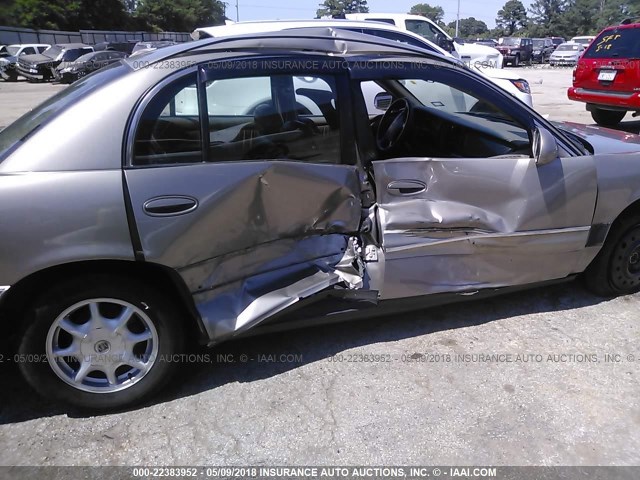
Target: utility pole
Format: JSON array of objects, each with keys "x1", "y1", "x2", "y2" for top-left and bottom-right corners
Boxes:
[
  {"x1": 455, "y1": 0, "x2": 460, "y2": 37},
  {"x1": 236, "y1": 0, "x2": 239, "y2": 21}
]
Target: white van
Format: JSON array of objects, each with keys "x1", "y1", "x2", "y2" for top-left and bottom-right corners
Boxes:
[{"x1": 345, "y1": 13, "x2": 503, "y2": 68}]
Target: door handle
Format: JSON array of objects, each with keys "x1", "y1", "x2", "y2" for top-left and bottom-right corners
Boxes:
[
  {"x1": 143, "y1": 196, "x2": 198, "y2": 217},
  {"x1": 387, "y1": 180, "x2": 427, "y2": 196}
]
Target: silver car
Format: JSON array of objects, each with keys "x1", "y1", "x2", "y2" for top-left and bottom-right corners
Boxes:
[
  {"x1": 2, "y1": 29, "x2": 640, "y2": 410},
  {"x1": 549, "y1": 42, "x2": 585, "y2": 66}
]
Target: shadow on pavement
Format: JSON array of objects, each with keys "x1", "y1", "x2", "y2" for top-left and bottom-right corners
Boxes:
[{"x1": 0, "y1": 281, "x2": 606, "y2": 424}]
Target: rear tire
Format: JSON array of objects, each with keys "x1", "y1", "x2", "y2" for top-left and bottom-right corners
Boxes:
[
  {"x1": 18, "y1": 275, "x2": 185, "y2": 411},
  {"x1": 513, "y1": 55, "x2": 520, "y2": 67},
  {"x1": 591, "y1": 108, "x2": 626, "y2": 127},
  {"x1": 584, "y1": 214, "x2": 640, "y2": 296}
]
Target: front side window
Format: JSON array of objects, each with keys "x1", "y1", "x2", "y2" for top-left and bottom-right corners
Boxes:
[
  {"x1": 405, "y1": 20, "x2": 440, "y2": 42},
  {"x1": 360, "y1": 68, "x2": 531, "y2": 159}
]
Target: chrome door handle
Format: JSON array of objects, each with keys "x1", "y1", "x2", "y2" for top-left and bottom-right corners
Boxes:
[
  {"x1": 143, "y1": 196, "x2": 198, "y2": 217},
  {"x1": 387, "y1": 180, "x2": 427, "y2": 196}
]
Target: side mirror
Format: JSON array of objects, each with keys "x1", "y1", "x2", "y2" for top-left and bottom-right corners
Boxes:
[
  {"x1": 533, "y1": 127, "x2": 559, "y2": 166},
  {"x1": 374, "y1": 92, "x2": 393, "y2": 111}
]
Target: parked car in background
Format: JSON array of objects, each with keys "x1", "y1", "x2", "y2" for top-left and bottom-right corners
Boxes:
[
  {"x1": 549, "y1": 42, "x2": 585, "y2": 66},
  {"x1": 550, "y1": 36, "x2": 566, "y2": 48},
  {"x1": 130, "y1": 40, "x2": 178, "y2": 57},
  {"x1": 496, "y1": 37, "x2": 533, "y2": 66},
  {"x1": 344, "y1": 13, "x2": 504, "y2": 68},
  {"x1": 532, "y1": 38, "x2": 554, "y2": 63},
  {"x1": 474, "y1": 39, "x2": 497, "y2": 48},
  {"x1": 0, "y1": 45, "x2": 9, "y2": 57},
  {"x1": 17, "y1": 43, "x2": 93, "y2": 82},
  {"x1": 569, "y1": 22, "x2": 640, "y2": 126},
  {"x1": 0, "y1": 44, "x2": 50, "y2": 81},
  {"x1": 54, "y1": 50, "x2": 128, "y2": 84},
  {"x1": 2, "y1": 28, "x2": 640, "y2": 411},
  {"x1": 193, "y1": 19, "x2": 532, "y2": 106},
  {"x1": 571, "y1": 35, "x2": 595, "y2": 46},
  {"x1": 93, "y1": 41, "x2": 138, "y2": 55}
]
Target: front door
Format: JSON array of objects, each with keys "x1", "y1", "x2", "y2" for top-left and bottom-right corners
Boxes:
[{"x1": 354, "y1": 65, "x2": 598, "y2": 299}]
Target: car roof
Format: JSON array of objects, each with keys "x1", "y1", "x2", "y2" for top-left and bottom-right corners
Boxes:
[
  {"x1": 54, "y1": 43, "x2": 91, "y2": 49},
  {"x1": 8, "y1": 43, "x2": 50, "y2": 48},
  {"x1": 129, "y1": 27, "x2": 457, "y2": 70},
  {"x1": 192, "y1": 19, "x2": 451, "y2": 57}
]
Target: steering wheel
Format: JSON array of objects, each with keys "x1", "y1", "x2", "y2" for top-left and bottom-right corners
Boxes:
[{"x1": 376, "y1": 98, "x2": 412, "y2": 152}]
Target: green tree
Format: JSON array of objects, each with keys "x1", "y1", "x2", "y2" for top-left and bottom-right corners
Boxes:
[
  {"x1": 8, "y1": 0, "x2": 132, "y2": 30},
  {"x1": 447, "y1": 17, "x2": 489, "y2": 37},
  {"x1": 409, "y1": 3, "x2": 445, "y2": 24},
  {"x1": 135, "y1": 0, "x2": 225, "y2": 31},
  {"x1": 316, "y1": 0, "x2": 369, "y2": 18},
  {"x1": 0, "y1": 0, "x2": 15, "y2": 25},
  {"x1": 528, "y1": 0, "x2": 567, "y2": 36},
  {"x1": 496, "y1": 0, "x2": 528, "y2": 35}
]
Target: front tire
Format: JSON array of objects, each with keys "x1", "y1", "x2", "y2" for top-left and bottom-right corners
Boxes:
[
  {"x1": 584, "y1": 215, "x2": 640, "y2": 296},
  {"x1": 591, "y1": 108, "x2": 626, "y2": 127},
  {"x1": 18, "y1": 275, "x2": 184, "y2": 411},
  {"x1": 513, "y1": 55, "x2": 520, "y2": 67}
]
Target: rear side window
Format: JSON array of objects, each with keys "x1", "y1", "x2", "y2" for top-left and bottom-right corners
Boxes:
[
  {"x1": 584, "y1": 28, "x2": 640, "y2": 58},
  {"x1": 133, "y1": 72, "x2": 201, "y2": 166}
]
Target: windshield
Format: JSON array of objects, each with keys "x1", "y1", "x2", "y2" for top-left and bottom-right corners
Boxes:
[
  {"x1": 7, "y1": 46, "x2": 20, "y2": 55},
  {"x1": 533, "y1": 39, "x2": 545, "y2": 47},
  {"x1": 43, "y1": 45, "x2": 63, "y2": 59},
  {"x1": 572, "y1": 37, "x2": 593, "y2": 45},
  {"x1": 584, "y1": 28, "x2": 640, "y2": 58},
  {"x1": 500, "y1": 38, "x2": 521, "y2": 46},
  {"x1": 0, "y1": 62, "x2": 130, "y2": 162},
  {"x1": 557, "y1": 43, "x2": 581, "y2": 52}
]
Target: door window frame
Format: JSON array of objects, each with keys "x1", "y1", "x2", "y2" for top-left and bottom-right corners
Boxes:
[{"x1": 125, "y1": 57, "x2": 358, "y2": 168}]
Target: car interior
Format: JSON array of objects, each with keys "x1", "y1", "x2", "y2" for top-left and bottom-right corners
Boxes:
[{"x1": 361, "y1": 78, "x2": 532, "y2": 160}]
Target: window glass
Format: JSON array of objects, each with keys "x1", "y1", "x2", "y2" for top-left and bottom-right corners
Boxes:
[
  {"x1": 405, "y1": 20, "x2": 440, "y2": 42},
  {"x1": 365, "y1": 18, "x2": 396, "y2": 25},
  {"x1": 359, "y1": 71, "x2": 531, "y2": 159},
  {"x1": 133, "y1": 72, "x2": 202, "y2": 166},
  {"x1": 363, "y1": 29, "x2": 432, "y2": 50},
  {"x1": 205, "y1": 74, "x2": 341, "y2": 163},
  {"x1": 22, "y1": 47, "x2": 35, "y2": 55},
  {"x1": 584, "y1": 28, "x2": 640, "y2": 58}
]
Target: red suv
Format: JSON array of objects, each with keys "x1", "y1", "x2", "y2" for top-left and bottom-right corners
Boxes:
[{"x1": 568, "y1": 22, "x2": 640, "y2": 127}]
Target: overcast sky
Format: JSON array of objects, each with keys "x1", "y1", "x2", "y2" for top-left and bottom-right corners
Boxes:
[{"x1": 228, "y1": 1, "x2": 534, "y2": 28}]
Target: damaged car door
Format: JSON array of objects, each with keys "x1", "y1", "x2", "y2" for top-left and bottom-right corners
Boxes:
[
  {"x1": 355, "y1": 65, "x2": 598, "y2": 299},
  {"x1": 125, "y1": 62, "x2": 371, "y2": 342}
]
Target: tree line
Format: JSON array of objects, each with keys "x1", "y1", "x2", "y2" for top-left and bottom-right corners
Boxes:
[
  {"x1": 316, "y1": 1, "x2": 640, "y2": 39},
  {"x1": 0, "y1": 0, "x2": 226, "y2": 32},
  {"x1": 2, "y1": 0, "x2": 639, "y2": 37}
]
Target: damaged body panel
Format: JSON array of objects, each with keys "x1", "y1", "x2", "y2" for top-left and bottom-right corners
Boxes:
[
  {"x1": 373, "y1": 155, "x2": 598, "y2": 299},
  {"x1": 125, "y1": 161, "x2": 368, "y2": 341}
]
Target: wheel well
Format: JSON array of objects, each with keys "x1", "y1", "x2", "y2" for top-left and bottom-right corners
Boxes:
[
  {"x1": 0, "y1": 260, "x2": 207, "y2": 350},
  {"x1": 609, "y1": 198, "x2": 640, "y2": 233}
]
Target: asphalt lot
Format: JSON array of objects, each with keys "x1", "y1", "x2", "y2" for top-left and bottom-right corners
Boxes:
[{"x1": 0, "y1": 67, "x2": 639, "y2": 467}]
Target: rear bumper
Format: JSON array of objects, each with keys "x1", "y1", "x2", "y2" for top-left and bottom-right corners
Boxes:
[
  {"x1": 550, "y1": 58, "x2": 578, "y2": 65},
  {"x1": 568, "y1": 87, "x2": 640, "y2": 110}
]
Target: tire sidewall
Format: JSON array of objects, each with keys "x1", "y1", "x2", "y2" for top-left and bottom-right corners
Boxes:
[{"x1": 18, "y1": 276, "x2": 183, "y2": 411}]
